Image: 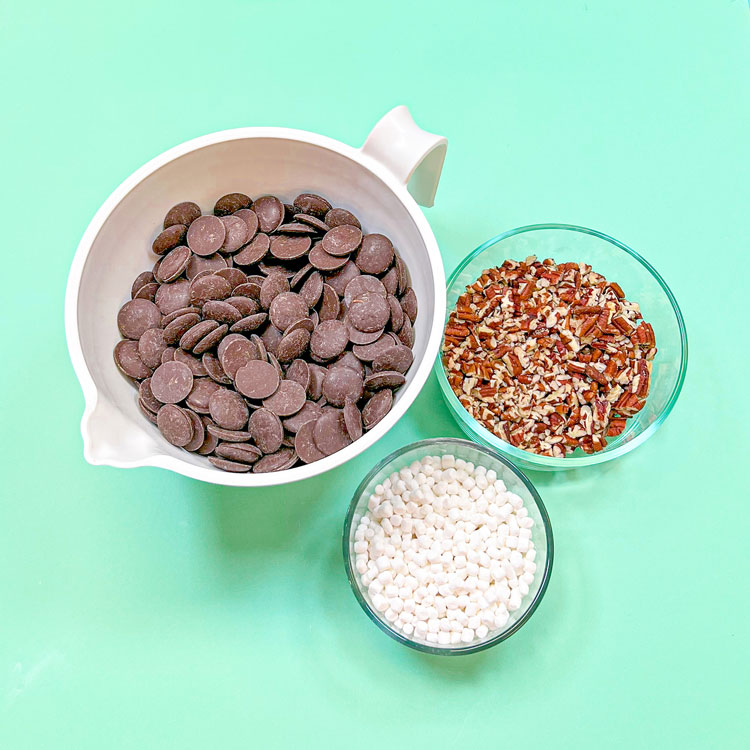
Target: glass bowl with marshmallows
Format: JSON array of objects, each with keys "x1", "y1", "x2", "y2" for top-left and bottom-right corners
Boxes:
[{"x1": 343, "y1": 438, "x2": 553, "y2": 654}]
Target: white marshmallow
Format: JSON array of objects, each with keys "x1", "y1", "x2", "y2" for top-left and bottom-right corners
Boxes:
[{"x1": 354, "y1": 454, "x2": 538, "y2": 648}]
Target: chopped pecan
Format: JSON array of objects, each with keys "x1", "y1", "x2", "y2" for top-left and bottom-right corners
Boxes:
[
  {"x1": 606, "y1": 418, "x2": 626, "y2": 436},
  {"x1": 442, "y1": 256, "x2": 656, "y2": 456},
  {"x1": 608, "y1": 281, "x2": 625, "y2": 298},
  {"x1": 585, "y1": 364, "x2": 609, "y2": 386}
]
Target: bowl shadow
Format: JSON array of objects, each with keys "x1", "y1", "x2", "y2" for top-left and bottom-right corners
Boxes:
[{"x1": 196, "y1": 471, "x2": 333, "y2": 554}]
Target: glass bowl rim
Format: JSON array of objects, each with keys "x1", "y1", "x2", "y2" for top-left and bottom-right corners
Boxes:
[
  {"x1": 342, "y1": 437, "x2": 554, "y2": 655},
  {"x1": 435, "y1": 223, "x2": 689, "y2": 468}
]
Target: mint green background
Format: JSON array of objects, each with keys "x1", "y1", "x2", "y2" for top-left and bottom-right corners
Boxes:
[{"x1": 1, "y1": 1, "x2": 748, "y2": 747}]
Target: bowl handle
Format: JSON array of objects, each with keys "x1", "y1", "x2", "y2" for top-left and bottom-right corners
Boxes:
[
  {"x1": 360, "y1": 106, "x2": 447, "y2": 207},
  {"x1": 81, "y1": 395, "x2": 160, "y2": 467}
]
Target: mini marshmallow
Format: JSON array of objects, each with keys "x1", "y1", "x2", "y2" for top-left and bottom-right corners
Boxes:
[{"x1": 353, "y1": 454, "x2": 538, "y2": 648}]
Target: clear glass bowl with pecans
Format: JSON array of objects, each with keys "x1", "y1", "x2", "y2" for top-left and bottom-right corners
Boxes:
[{"x1": 435, "y1": 225, "x2": 687, "y2": 471}]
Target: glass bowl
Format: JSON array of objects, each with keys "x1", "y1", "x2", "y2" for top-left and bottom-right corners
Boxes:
[
  {"x1": 435, "y1": 224, "x2": 688, "y2": 471},
  {"x1": 343, "y1": 438, "x2": 553, "y2": 655}
]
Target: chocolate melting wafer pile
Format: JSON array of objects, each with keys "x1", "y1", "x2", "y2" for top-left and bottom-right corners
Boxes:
[{"x1": 114, "y1": 192, "x2": 418, "y2": 472}]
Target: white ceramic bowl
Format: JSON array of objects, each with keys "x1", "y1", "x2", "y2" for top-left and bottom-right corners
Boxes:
[{"x1": 65, "y1": 106, "x2": 448, "y2": 486}]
